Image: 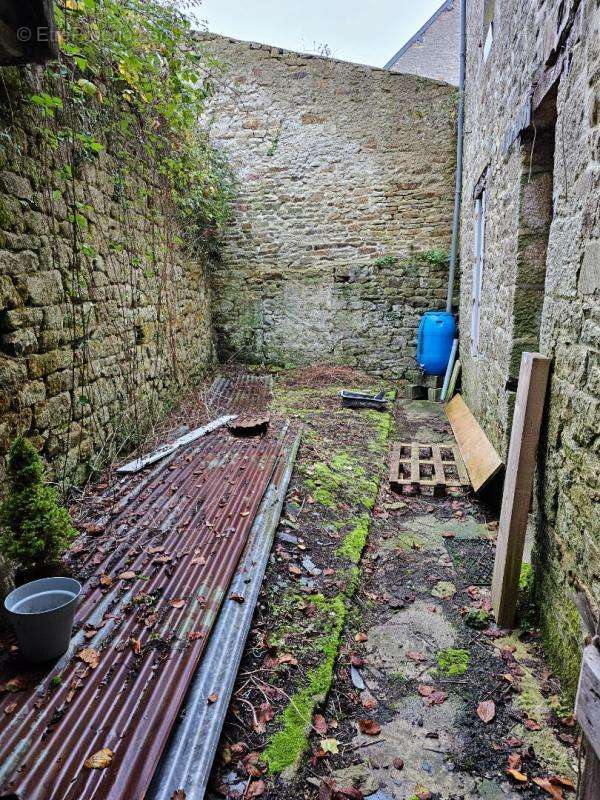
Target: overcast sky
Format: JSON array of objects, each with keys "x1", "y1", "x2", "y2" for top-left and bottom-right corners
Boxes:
[{"x1": 195, "y1": 0, "x2": 444, "y2": 69}]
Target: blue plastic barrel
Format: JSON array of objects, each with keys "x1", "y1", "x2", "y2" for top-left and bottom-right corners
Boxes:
[{"x1": 416, "y1": 311, "x2": 457, "y2": 376}]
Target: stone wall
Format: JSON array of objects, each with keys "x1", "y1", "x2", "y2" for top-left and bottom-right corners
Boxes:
[
  {"x1": 386, "y1": 0, "x2": 461, "y2": 86},
  {"x1": 202, "y1": 34, "x2": 456, "y2": 380},
  {"x1": 0, "y1": 67, "x2": 214, "y2": 486},
  {"x1": 459, "y1": 0, "x2": 600, "y2": 692}
]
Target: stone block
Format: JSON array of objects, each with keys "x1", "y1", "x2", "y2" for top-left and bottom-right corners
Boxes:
[
  {"x1": 0, "y1": 171, "x2": 32, "y2": 200},
  {"x1": 25, "y1": 271, "x2": 64, "y2": 306},
  {"x1": 2, "y1": 328, "x2": 38, "y2": 356},
  {"x1": 28, "y1": 349, "x2": 72, "y2": 379},
  {"x1": 427, "y1": 387, "x2": 443, "y2": 401},
  {"x1": 405, "y1": 384, "x2": 427, "y2": 399}
]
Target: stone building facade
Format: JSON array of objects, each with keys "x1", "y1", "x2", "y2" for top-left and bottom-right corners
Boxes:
[
  {"x1": 459, "y1": 0, "x2": 600, "y2": 691},
  {"x1": 385, "y1": 1, "x2": 460, "y2": 86},
  {"x1": 0, "y1": 69, "x2": 214, "y2": 486},
  {"x1": 202, "y1": 35, "x2": 456, "y2": 379}
]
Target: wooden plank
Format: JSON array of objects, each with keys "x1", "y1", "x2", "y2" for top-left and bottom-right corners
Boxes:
[
  {"x1": 446, "y1": 359, "x2": 461, "y2": 403},
  {"x1": 389, "y1": 442, "x2": 401, "y2": 484},
  {"x1": 410, "y1": 444, "x2": 420, "y2": 485},
  {"x1": 576, "y1": 645, "x2": 600, "y2": 758},
  {"x1": 452, "y1": 445, "x2": 470, "y2": 486},
  {"x1": 431, "y1": 445, "x2": 446, "y2": 497},
  {"x1": 581, "y1": 746, "x2": 600, "y2": 800},
  {"x1": 445, "y1": 394, "x2": 503, "y2": 492},
  {"x1": 491, "y1": 353, "x2": 550, "y2": 627}
]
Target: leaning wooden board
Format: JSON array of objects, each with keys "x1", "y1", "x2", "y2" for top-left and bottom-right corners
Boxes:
[{"x1": 445, "y1": 394, "x2": 503, "y2": 492}]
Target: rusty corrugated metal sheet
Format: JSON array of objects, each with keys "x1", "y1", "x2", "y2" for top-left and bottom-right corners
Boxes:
[
  {"x1": 0, "y1": 425, "x2": 286, "y2": 800},
  {"x1": 208, "y1": 374, "x2": 273, "y2": 416}
]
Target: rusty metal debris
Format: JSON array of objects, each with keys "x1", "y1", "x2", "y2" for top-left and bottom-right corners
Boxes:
[
  {"x1": 208, "y1": 374, "x2": 273, "y2": 416},
  {"x1": 0, "y1": 421, "x2": 287, "y2": 800},
  {"x1": 149, "y1": 431, "x2": 301, "y2": 800},
  {"x1": 228, "y1": 412, "x2": 271, "y2": 436},
  {"x1": 117, "y1": 414, "x2": 237, "y2": 474}
]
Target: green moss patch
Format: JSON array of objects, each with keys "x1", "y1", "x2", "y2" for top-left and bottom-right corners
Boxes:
[
  {"x1": 336, "y1": 514, "x2": 370, "y2": 563},
  {"x1": 264, "y1": 594, "x2": 346, "y2": 774},
  {"x1": 436, "y1": 648, "x2": 470, "y2": 676}
]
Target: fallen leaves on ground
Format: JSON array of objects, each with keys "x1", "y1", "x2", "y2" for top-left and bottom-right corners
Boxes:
[
  {"x1": 77, "y1": 648, "x2": 100, "y2": 669},
  {"x1": 253, "y1": 701, "x2": 274, "y2": 733},
  {"x1": 229, "y1": 593, "x2": 245, "y2": 603},
  {"x1": 170, "y1": 791, "x2": 186, "y2": 800},
  {"x1": 313, "y1": 714, "x2": 328, "y2": 734},
  {"x1": 507, "y1": 753, "x2": 522, "y2": 771},
  {"x1": 476, "y1": 699, "x2": 496, "y2": 723},
  {"x1": 118, "y1": 571, "x2": 136, "y2": 580},
  {"x1": 357, "y1": 719, "x2": 381, "y2": 735},
  {"x1": 354, "y1": 632, "x2": 368, "y2": 643},
  {"x1": 533, "y1": 778, "x2": 564, "y2": 799},
  {"x1": 4, "y1": 702, "x2": 17, "y2": 715},
  {"x1": 506, "y1": 768, "x2": 528, "y2": 783},
  {"x1": 393, "y1": 757, "x2": 404, "y2": 770},
  {"x1": 0, "y1": 675, "x2": 28, "y2": 693},
  {"x1": 84, "y1": 748, "x2": 114, "y2": 769},
  {"x1": 245, "y1": 780, "x2": 265, "y2": 798},
  {"x1": 131, "y1": 639, "x2": 142, "y2": 655},
  {"x1": 169, "y1": 599, "x2": 186, "y2": 609},
  {"x1": 406, "y1": 651, "x2": 426, "y2": 662},
  {"x1": 207, "y1": 693, "x2": 218, "y2": 704},
  {"x1": 320, "y1": 738, "x2": 339, "y2": 754},
  {"x1": 524, "y1": 718, "x2": 542, "y2": 731},
  {"x1": 417, "y1": 684, "x2": 447, "y2": 706}
]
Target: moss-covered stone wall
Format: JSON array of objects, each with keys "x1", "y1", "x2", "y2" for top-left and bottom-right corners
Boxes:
[
  {"x1": 201, "y1": 35, "x2": 457, "y2": 379},
  {"x1": 459, "y1": 0, "x2": 600, "y2": 694},
  {"x1": 0, "y1": 67, "x2": 214, "y2": 486}
]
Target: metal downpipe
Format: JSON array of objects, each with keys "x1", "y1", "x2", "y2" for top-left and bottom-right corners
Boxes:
[{"x1": 446, "y1": 0, "x2": 467, "y2": 313}]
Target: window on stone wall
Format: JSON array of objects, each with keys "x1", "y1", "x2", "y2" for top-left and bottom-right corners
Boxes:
[
  {"x1": 483, "y1": 0, "x2": 495, "y2": 61},
  {"x1": 471, "y1": 190, "x2": 486, "y2": 357}
]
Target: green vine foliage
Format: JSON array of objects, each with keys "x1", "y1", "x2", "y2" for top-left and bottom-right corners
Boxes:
[
  {"x1": 35, "y1": 0, "x2": 234, "y2": 247},
  {"x1": 0, "y1": 437, "x2": 77, "y2": 571}
]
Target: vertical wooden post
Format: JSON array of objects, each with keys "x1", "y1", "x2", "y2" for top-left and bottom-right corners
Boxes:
[
  {"x1": 492, "y1": 352, "x2": 550, "y2": 627},
  {"x1": 576, "y1": 645, "x2": 600, "y2": 800}
]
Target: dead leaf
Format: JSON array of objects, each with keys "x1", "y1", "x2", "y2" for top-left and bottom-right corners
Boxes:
[
  {"x1": 524, "y1": 718, "x2": 542, "y2": 731},
  {"x1": 0, "y1": 675, "x2": 28, "y2": 693},
  {"x1": 392, "y1": 757, "x2": 404, "y2": 770},
  {"x1": 4, "y1": 702, "x2": 17, "y2": 715},
  {"x1": 506, "y1": 769, "x2": 528, "y2": 783},
  {"x1": 507, "y1": 753, "x2": 522, "y2": 771},
  {"x1": 288, "y1": 564, "x2": 302, "y2": 575},
  {"x1": 118, "y1": 571, "x2": 136, "y2": 580},
  {"x1": 131, "y1": 639, "x2": 142, "y2": 655},
  {"x1": 314, "y1": 714, "x2": 328, "y2": 735},
  {"x1": 441, "y1": 531, "x2": 456, "y2": 538},
  {"x1": 357, "y1": 719, "x2": 381, "y2": 736},
  {"x1": 77, "y1": 648, "x2": 100, "y2": 669},
  {"x1": 406, "y1": 651, "x2": 426, "y2": 662},
  {"x1": 320, "y1": 738, "x2": 339, "y2": 754},
  {"x1": 191, "y1": 555, "x2": 207, "y2": 566},
  {"x1": 417, "y1": 684, "x2": 433, "y2": 696},
  {"x1": 477, "y1": 700, "x2": 496, "y2": 723},
  {"x1": 169, "y1": 599, "x2": 186, "y2": 609},
  {"x1": 207, "y1": 693, "x2": 218, "y2": 704},
  {"x1": 188, "y1": 631, "x2": 203, "y2": 641},
  {"x1": 550, "y1": 776, "x2": 575, "y2": 791},
  {"x1": 84, "y1": 748, "x2": 114, "y2": 769},
  {"x1": 230, "y1": 593, "x2": 245, "y2": 603},
  {"x1": 100, "y1": 574, "x2": 113, "y2": 587},
  {"x1": 354, "y1": 632, "x2": 368, "y2": 643},
  {"x1": 533, "y1": 778, "x2": 563, "y2": 799},
  {"x1": 148, "y1": 546, "x2": 164, "y2": 554},
  {"x1": 170, "y1": 791, "x2": 186, "y2": 800},
  {"x1": 246, "y1": 781, "x2": 265, "y2": 799},
  {"x1": 254, "y1": 701, "x2": 274, "y2": 733}
]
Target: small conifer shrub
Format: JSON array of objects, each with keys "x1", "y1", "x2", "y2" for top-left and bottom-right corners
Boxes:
[{"x1": 0, "y1": 436, "x2": 77, "y2": 573}]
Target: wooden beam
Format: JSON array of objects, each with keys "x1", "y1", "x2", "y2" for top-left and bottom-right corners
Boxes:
[
  {"x1": 445, "y1": 394, "x2": 503, "y2": 492},
  {"x1": 491, "y1": 353, "x2": 550, "y2": 627},
  {"x1": 576, "y1": 644, "x2": 600, "y2": 800}
]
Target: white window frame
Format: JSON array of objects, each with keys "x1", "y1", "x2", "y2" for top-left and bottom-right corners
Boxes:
[{"x1": 471, "y1": 191, "x2": 485, "y2": 357}]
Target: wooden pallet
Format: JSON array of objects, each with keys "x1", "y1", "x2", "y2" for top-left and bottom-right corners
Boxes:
[{"x1": 389, "y1": 442, "x2": 470, "y2": 495}]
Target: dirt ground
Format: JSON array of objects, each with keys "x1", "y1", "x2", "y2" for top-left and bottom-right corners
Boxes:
[{"x1": 206, "y1": 367, "x2": 580, "y2": 800}]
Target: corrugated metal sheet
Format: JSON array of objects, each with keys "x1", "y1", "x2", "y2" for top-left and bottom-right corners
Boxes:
[
  {"x1": 0, "y1": 425, "x2": 286, "y2": 800},
  {"x1": 149, "y1": 431, "x2": 301, "y2": 800},
  {"x1": 208, "y1": 375, "x2": 273, "y2": 416}
]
